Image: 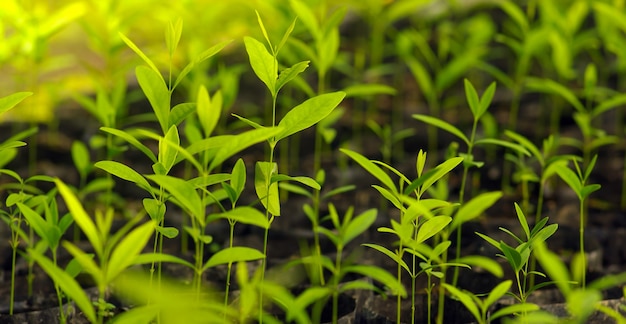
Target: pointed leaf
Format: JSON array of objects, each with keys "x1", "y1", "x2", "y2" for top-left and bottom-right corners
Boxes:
[
  {"x1": 276, "y1": 61, "x2": 310, "y2": 94},
  {"x1": 344, "y1": 209, "x2": 376, "y2": 245},
  {"x1": 95, "y1": 161, "x2": 152, "y2": 193},
  {"x1": 452, "y1": 191, "x2": 502, "y2": 229},
  {"x1": 100, "y1": 127, "x2": 157, "y2": 163},
  {"x1": 363, "y1": 243, "x2": 411, "y2": 274},
  {"x1": 416, "y1": 216, "x2": 451, "y2": 244},
  {"x1": 413, "y1": 114, "x2": 469, "y2": 146},
  {"x1": 276, "y1": 91, "x2": 345, "y2": 142},
  {"x1": 0, "y1": 92, "x2": 32, "y2": 115},
  {"x1": 244, "y1": 36, "x2": 277, "y2": 96},
  {"x1": 136, "y1": 66, "x2": 170, "y2": 134},
  {"x1": 28, "y1": 250, "x2": 96, "y2": 323},
  {"x1": 119, "y1": 33, "x2": 162, "y2": 79},
  {"x1": 55, "y1": 179, "x2": 102, "y2": 257},
  {"x1": 207, "y1": 206, "x2": 270, "y2": 229},
  {"x1": 196, "y1": 86, "x2": 221, "y2": 137},
  {"x1": 209, "y1": 127, "x2": 282, "y2": 172},
  {"x1": 443, "y1": 284, "x2": 480, "y2": 321},
  {"x1": 340, "y1": 149, "x2": 396, "y2": 193},
  {"x1": 169, "y1": 102, "x2": 196, "y2": 127},
  {"x1": 255, "y1": 162, "x2": 280, "y2": 216},
  {"x1": 204, "y1": 246, "x2": 264, "y2": 270},
  {"x1": 107, "y1": 221, "x2": 154, "y2": 281},
  {"x1": 485, "y1": 280, "x2": 512, "y2": 308},
  {"x1": 146, "y1": 175, "x2": 204, "y2": 225}
]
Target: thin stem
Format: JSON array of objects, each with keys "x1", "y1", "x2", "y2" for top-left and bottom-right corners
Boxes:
[
  {"x1": 579, "y1": 199, "x2": 586, "y2": 289},
  {"x1": 332, "y1": 245, "x2": 343, "y2": 324},
  {"x1": 224, "y1": 220, "x2": 235, "y2": 318}
]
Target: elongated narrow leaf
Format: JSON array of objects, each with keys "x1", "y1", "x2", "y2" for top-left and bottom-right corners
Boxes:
[
  {"x1": 340, "y1": 149, "x2": 396, "y2": 193},
  {"x1": 206, "y1": 206, "x2": 269, "y2": 229},
  {"x1": 173, "y1": 40, "x2": 232, "y2": 91},
  {"x1": 100, "y1": 127, "x2": 157, "y2": 162},
  {"x1": 343, "y1": 84, "x2": 398, "y2": 97},
  {"x1": 344, "y1": 265, "x2": 407, "y2": 297},
  {"x1": 491, "y1": 303, "x2": 540, "y2": 321},
  {"x1": 272, "y1": 175, "x2": 318, "y2": 191},
  {"x1": 62, "y1": 241, "x2": 101, "y2": 284},
  {"x1": 244, "y1": 36, "x2": 277, "y2": 96},
  {"x1": 464, "y1": 79, "x2": 481, "y2": 119},
  {"x1": 452, "y1": 191, "x2": 502, "y2": 229},
  {"x1": 526, "y1": 77, "x2": 584, "y2": 113},
  {"x1": 29, "y1": 250, "x2": 96, "y2": 323},
  {"x1": 107, "y1": 221, "x2": 154, "y2": 282},
  {"x1": 344, "y1": 209, "x2": 376, "y2": 245},
  {"x1": 276, "y1": 61, "x2": 310, "y2": 94},
  {"x1": 119, "y1": 33, "x2": 162, "y2": 79},
  {"x1": 290, "y1": 0, "x2": 320, "y2": 38},
  {"x1": 475, "y1": 138, "x2": 530, "y2": 156},
  {"x1": 485, "y1": 280, "x2": 512, "y2": 308},
  {"x1": 255, "y1": 162, "x2": 280, "y2": 216},
  {"x1": 0, "y1": 92, "x2": 32, "y2": 115},
  {"x1": 196, "y1": 86, "x2": 221, "y2": 138},
  {"x1": 413, "y1": 114, "x2": 469, "y2": 146},
  {"x1": 534, "y1": 242, "x2": 572, "y2": 295},
  {"x1": 134, "y1": 253, "x2": 195, "y2": 269},
  {"x1": 416, "y1": 216, "x2": 451, "y2": 244},
  {"x1": 276, "y1": 91, "x2": 345, "y2": 142},
  {"x1": 147, "y1": 175, "x2": 204, "y2": 225},
  {"x1": 204, "y1": 246, "x2": 264, "y2": 270},
  {"x1": 418, "y1": 157, "x2": 464, "y2": 195},
  {"x1": 363, "y1": 243, "x2": 410, "y2": 274},
  {"x1": 165, "y1": 18, "x2": 183, "y2": 58},
  {"x1": 209, "y1": 127, "x2": 282, "y2": 172},
  {"x1": 455, "y1": 255, "x2": 504, "y2": 278},
  {"x1": 95, "y1": 161, "x2": 152, "y2": 193},
  {"x1": 55, "y1": 179, "x2": 102, "y2": 257},
  {"x1": 18, "y1": 203, "x2": 60, "y2": 249},
  {"x1": 443, "y1": 284, "x2": 480, "y2": 321},
  {"x1": 556, "y1": 167, "x2": 582, "y2": 200},
  {"x1": 169, "y1": 102, "x2": 195, "y2": 128},
  {"x1": 136, "y1": 66, "x2": 170, "y2": 134}
]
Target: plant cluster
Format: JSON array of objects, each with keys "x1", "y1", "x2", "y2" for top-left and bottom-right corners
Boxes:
[{"x1": 2, "y1": 1, "x2": 626, "y2": 324}]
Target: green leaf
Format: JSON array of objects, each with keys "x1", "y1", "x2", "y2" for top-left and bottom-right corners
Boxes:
[
  {"x1": 168, "y1": 102, "x2": 196, "y2": 128},
  {"x1": 71, "y1": 141, "x2": 90, "y2": 179},
  {"x1": 464, "y1": 79, "x2": 481, "y2": 119},
  {"x1": 156, "y1": 226, "x2": 178, "y2": 239},
  {"x1": 474, "y1": 138, "x2": 530, "y2": 156},
  {"x1": 452, "y1": 191, "x2": 502, "y2": 229},
  {"x1": 526, "y1": 77, "x2": 584, "y2": 113},
  {"x1": 165, "y1": 18, "x2": 183, "y2": 58},
  {"x1": 271, "y1": 174, "x2": 320, "y2": 190},
  {"x1": 173, "y1": 40, "x2": 232, "y2": 91},
  {"x1": 207, "y1": 206, "x2": 270, "y2": 229},
  {"x1": 196, "y1": 86, "x2": 221, "y2": 138},
  {"x1": 290, "y1": 0, "x2": 320, "y2": 38},
  {"x1": 344, "y1": 265, "x2": 407, "y2": 297},
  {"x1": 275, "y1": 91, "x2": 345, "y2": 143},
  {"x1": 443, "y1": 284, "x2": 480, "y2": 321},
  {"x1": 100, "y1": 127, "x2": 157, "y2": 163},
  {"x1": 501, "y1": 242, "x2": 523, "y2": 271},
  {"x1": 455, "y1": 255, "x2": 503, "y2": 277},
  {"x1": 119, "y1": 33, "x2": 162, "y2": 82},
  {"x1": 146, "y1": 175, "x2": 204, "y2": 225},
  {"x1": 340, "y1": 149, "x2": 396, "y2": 193},
  {"x1": 107, "y1": 221, "x2": 154, "y2": 282},
  {"x1": 136, "y1": 66, "x2": 170, "y2": 134},
  {"x1": 276, "y1": 61, "x2": 310, "y2": 94},
  {"x1": 556, "y1": 167, "x2": 582, "y2": 200},
  {"x1": 18, "y1": 203, "x2": 60, "y2": 249},
  {"x1": 134, "y1": 253, "x2": 194, "y2": 269},
  {"x1": 491, "y1": 303, "x2": 540, "y2": 321},
  {"x1": 230, "y1": 158, "x2": 246, "y2": 200},
  {"x1": 95, "y1": 161, "x2": 152, "y2": 193},
  {"x1": 343, "y1": 209, "x2": 376, "y2": 246},
  {"x1": 363, "y1": 243, "x2": 410, "y2": 274},
  {"x1": 204, "y1": 247, "x2": 264, "y2": 270},
  {"x1": 413, "y1": 114, "x2": 470, "y2": 146},
  {"x1": 343, "y1": 84, "x2": 398, "y2": 97},
  {"x1": 209, "y1": 127, "x2": 282, "y2": 172},
  {"x1": 485, "y1": 280, "x2": 512, "y2": 308},
  {"x1": 244, "y1": 36, "x2": 277, "y2": 97},
  {"x1": 416, "y1": 216, "x2": 451, "y2": 244},
  {"x1": 28, "y1": 250, "x2": 96, "y2": 323},
  {"x1": 0, "y1": 92, "x2": 32, "y2": 115},
  {"x1": 62, "y1": 241, "x2": 101, "y2": 284},
  {"x1": 255, "y1": 162, "x2": 280, "y2": 216},
  {"x1": 55, "y1": 179, "x2": 102, "y2": 257},
  {"x1": 158, "y1": 125, "x2": 180, "y2": 173}
]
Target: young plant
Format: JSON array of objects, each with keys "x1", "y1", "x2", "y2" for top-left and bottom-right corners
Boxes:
[
  {"x1": 413, "y1": 79, "x2": 529, "y2": 291},
  {"x1": 239, "y1": 11, "x2": 345, "y2": 320},
  {"x1": 316, "y1": 204, "x2": 406, "y2": 324},
  {"x1": 532, "y1": 241, "x2": 626, "y2": 323},
  {"x1": 476, "y1": 203, "x2": 558, "y2": 305},
  {"x1": 30, "y1": 179, "x2": 156, "y2": 324},
  {"x1": 17, "y1": 192, "x2": 75, "y2": 322},
  {"x1": 443, "y1": 280, "x2": 539, "y2": 324},
  {"x1": 556, "y1": 155, "x2": 601, "y2": 289}
]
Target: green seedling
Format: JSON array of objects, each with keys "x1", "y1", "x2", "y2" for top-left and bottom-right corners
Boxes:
[
  {"x1": 32, "y1": 179, "x2": 156, "y2": 324},
  {"x1": 444, "y1": 280, "x2": 539, "y2": 324},
  {"x1": 0, "y1": 170, "x2": 54, "y2": 314},
  {"x1": 280, "y1": 169, "x2": 355, "y2": 286},
  {"x1": 238, "y1": 11, "x2": 345, "y2": 321},
  {"x1": 532, "y1": 241, "x2": 626, "y2": 323},
  {"x1": 316, "y1": 204, "x2": 406, "y2": 324},
  {"x1": 477, "y1": 203, "x2": 558, "y2": 306},
  {"x1": 413, "y1": 80, "x2": 529, "y2": 303},
  {"x1": 556, "y1": 155, "x2": 601, "y2": 289},
  {"x1": 366, "y1": 119, "x2": 415, "y2": 166}
]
